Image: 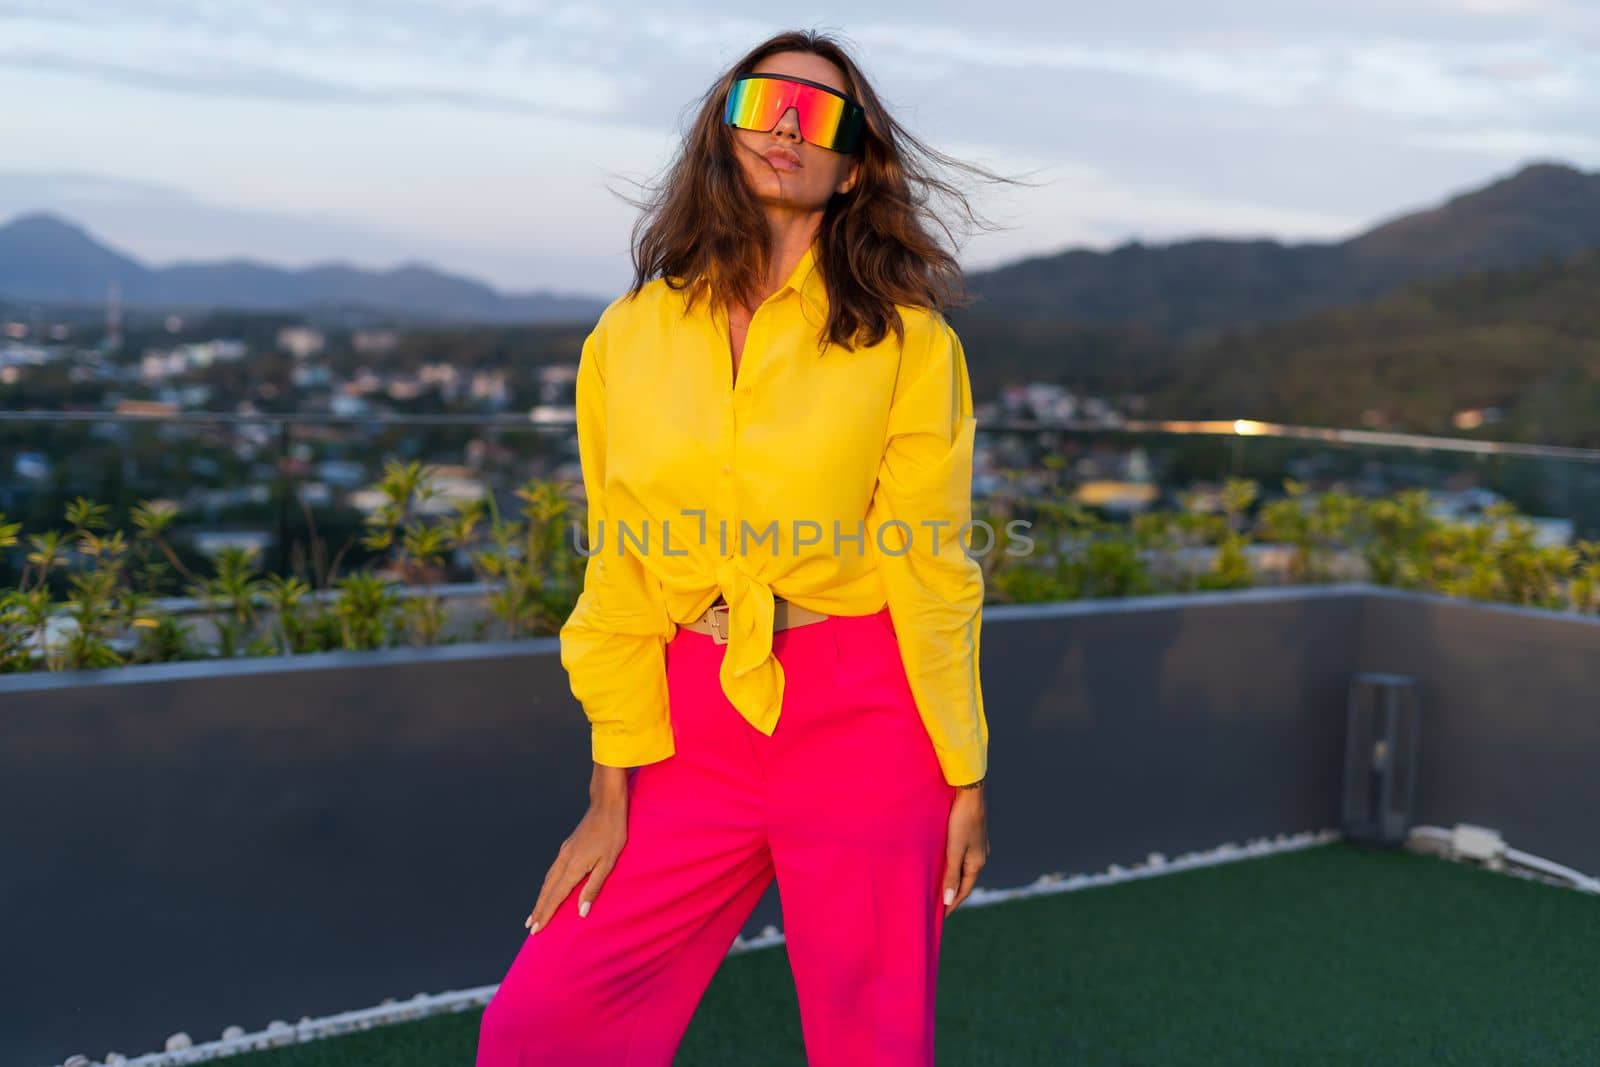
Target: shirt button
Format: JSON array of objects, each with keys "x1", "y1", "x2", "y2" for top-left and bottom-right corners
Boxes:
[{"x1": 721, "y1": 463, "x2": 732, "y2": 474}]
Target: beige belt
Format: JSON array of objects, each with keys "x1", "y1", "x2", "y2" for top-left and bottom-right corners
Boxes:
[{"x1": 680, "y1": 596, "x2": 829, "y2": 645}]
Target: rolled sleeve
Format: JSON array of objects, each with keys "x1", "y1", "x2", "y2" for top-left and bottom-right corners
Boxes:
[
  {"x1": 867, "y1": 311, "x2": 988, "y2": 786},
  {"x1": 558, "y1": 317, "x2": 677, "y2": 768}
]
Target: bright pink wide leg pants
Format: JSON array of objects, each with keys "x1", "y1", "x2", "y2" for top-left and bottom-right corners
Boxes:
[{"x1": 476, "y1": 605, "x2": 959, "y2": 1065}]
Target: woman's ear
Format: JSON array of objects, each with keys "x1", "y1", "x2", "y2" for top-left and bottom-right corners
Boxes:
[{"x1": 837, "y1": 161, "x2": 860, "y2": 196}]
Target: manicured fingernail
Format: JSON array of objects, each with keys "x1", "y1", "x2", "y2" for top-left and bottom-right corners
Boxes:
[
  {"x1": 528, "y1": 921, "x2": 540, "y2": 935},
  {"x1": 943, "y1": 888, "x2": 955, "y2": 906},
  {"x1": 579, "y1": 900, "x2": 591, "y2": 918}
]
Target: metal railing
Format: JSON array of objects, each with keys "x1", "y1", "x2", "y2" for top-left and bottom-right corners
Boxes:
[
  {"x1": 5, "y1": 407, "x2": 1599, "y2": 461},
  {"x1": 1, "y1": 408, "x2": 1597, "y2": 581}
]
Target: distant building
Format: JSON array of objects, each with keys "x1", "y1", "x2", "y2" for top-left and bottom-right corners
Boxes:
[
  {"x1": 162, "y1": 384, "x2": 213, "y2": 408},
  {"x1": 189, "y1": 486, "x2": 272, "y2": 511},
  {"x1": 530, "y1": 364, "x2": 577, "y2": 424},
  {"x1": 140, "y1": 350, "x2": 184, "y2": 381},
  {"x1": 0, "y1": 344, "x2": 51, "y2": 366},
  {"x1": 345, "y1": 369, "x2": 384, "y2": 396},
  {"x1": 1451, "y1": 406, "x2": 1503, "y2": 431},
  {"x1": 994, "y1": 381, "x2": 1126, "y2": 425},
  {"x1": 1000, "y1": 382, "x2": 1079, "y2": 423},
  {"x1": 330, "y1": 393, "x2": 370, "y2": 417},
  {"x1": 181, "y1": 339, "x2": 247, "y2": 366},
  {"x1": 13, "y1": 451, "x2": 49, "y2": 481},
  {"x1": 0, "y1": 345, "x2": 51, "y2": 384},
  {"x1": 353, "y1": 329, "x2": 399, "y2": 355},
  {"x1": 1074, "y1": 480, "x2": 1160, "y2": 514},
  {"x1": 277, "y1": 326, "x2": 326, "y2": 359},
  {"x1": 317, "y1": 460, "x2": 367, "y2": 488},
  {"x1": 1427, "y1": 487, "x2": 1570, "y2": 547},
  {"x1": 191, "y1": 529, "x2": 274, "y2": 560},
  {"x1": 346, "y1": 488, "x2": 389, "y2": 515},
  {"x1": 472, "y1": 369, "x2": 511, "y2": 409},
  {"x1": 405, "y1": 362, "x2": 462, "y2": 402},
  {"x1": 291, "y1": 363, "x2": 332, "y2": 388},
  {"x1": 297, "y1": 482, "x2": 333, "y2": 506},
  {"x1": 114, "y1": 399, "x2": 180, "y2": 417},
  {"x1": 422, "y1": 465, "x2": 491, "y2": 513}
]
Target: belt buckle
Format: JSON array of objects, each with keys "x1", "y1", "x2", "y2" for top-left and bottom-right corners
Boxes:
[{"x1": 707, "y1": 603, "x2": 730, "y2": 644}]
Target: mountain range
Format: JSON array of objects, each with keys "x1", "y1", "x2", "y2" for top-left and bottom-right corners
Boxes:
[
  {"x1": 961, "y1": 160, "x2": 1600, "y2": 339},
  {"x1": 1, "y1": 160, "x2": 1596, "y2": 334},
  {"x1": 0, "y1": 213, "x2": 606, "y2": 324}
]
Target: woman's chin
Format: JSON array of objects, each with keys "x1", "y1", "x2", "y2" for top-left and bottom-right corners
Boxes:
[{"x1": 750, "y1": 186, "x2": 824, "y2": 212}]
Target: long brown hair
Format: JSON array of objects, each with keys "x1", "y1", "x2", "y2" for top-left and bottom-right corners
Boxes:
[{"x1": 613, "y1": 29, "x2": 1039, "y2": 351}]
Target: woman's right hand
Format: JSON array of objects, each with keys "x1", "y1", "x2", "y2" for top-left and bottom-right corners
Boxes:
[{"x1": 525, "y1": 766, "x2": 631, "y2": 935}]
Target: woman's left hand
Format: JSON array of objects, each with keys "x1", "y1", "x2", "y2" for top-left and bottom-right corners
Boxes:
[{"x1": 941, "y1": 782, "x2": 989, "y2": 915}]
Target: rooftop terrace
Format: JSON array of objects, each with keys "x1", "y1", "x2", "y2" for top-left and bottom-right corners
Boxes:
[{"x1": 151, "y1": 840, "x2": 1599, "y2": 1067}]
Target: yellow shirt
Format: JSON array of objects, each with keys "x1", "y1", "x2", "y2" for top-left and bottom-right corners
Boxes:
[{"x1": 558, "y1": 238, "x2": 988, "y2": 786}]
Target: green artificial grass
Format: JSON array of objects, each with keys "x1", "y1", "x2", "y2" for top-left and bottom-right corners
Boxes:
[{"x1": 225, "y1": 842, "x2": 1600, "y2": 1065}]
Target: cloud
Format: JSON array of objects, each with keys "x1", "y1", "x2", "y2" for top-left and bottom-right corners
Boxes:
[
  {"x1": 0, "y1": 45, "x2": 623, "y2": 115},
  {"x1": 0, "y1": 1, "x2": 629, "y2": 116},
  {"x1": 3, "y1": 1, "x2": 1597, "y2": 293},
  {"x1": 5, "y1": 1, "x2": 1595, "y2": 132},
  {"x1": 849, "y1": 23, "x2": 1595, "y2": 124},
  {"x1": 944, "y1": 149, "x2": 1365, "y2": 270},
  {"x1": 1408, "y1": 127, "x2": 1600, "y2": 156},
  {"x1": 1420, "y1": 0, "x2": 1553, "y2": 13},
  {"x1": 1468, "y1": 57, "x2": 1562, "y2": 80}
]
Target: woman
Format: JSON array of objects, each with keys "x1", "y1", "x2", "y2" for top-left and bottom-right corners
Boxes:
[{"x1": 478, "y1": 29, "x2": 1019, "y2": 1066}]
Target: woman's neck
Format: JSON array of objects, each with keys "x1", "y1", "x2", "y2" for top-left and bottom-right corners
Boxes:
[{"x1": 756, "y1": 212, "x2": 822, "y2": 300}]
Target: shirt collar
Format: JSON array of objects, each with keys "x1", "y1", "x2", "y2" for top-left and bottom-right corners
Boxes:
[
  {"x1": 782, "y1": 239, "x2": 829, "y2": 318},
  {"x1": 688, "y1": 241, "x2": 828, "y2": 319}
]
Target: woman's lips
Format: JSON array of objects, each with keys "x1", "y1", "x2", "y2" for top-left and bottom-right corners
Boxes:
[{"x1": 764, "y1": 149, "x2": 802, "y2": 171}]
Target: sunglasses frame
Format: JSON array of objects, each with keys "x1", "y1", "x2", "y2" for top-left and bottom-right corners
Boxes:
[{"x1": 724, "y1": 72, "x2": 867, "y2": 154}]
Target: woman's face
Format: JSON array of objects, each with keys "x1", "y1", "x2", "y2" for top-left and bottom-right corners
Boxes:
[{"x1": 729, "y1": 51, "x2": 860, "y2": 213}]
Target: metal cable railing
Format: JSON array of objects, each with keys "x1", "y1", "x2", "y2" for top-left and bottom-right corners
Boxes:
[
  {"x1": 2, "y1": 409, "x2": 1597, "y2": 583},
  {"x1": 2, "y1": 408, "x2": 1599, "y2": 464}
]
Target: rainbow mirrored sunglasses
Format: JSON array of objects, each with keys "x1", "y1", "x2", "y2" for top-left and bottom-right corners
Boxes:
[{"x1": 724, "y1": 73, "x2": 866, "y2": 154}]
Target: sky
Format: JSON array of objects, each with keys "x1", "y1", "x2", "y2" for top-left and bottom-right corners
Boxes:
[{"x1": 1, "y1": 0, "x2": 1597, "y2": 298}]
